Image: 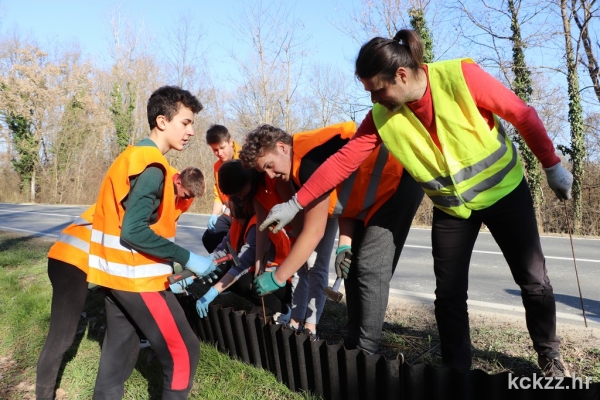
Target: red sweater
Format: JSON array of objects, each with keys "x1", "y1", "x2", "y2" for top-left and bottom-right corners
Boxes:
[{"x1": 297, "y1": 61, "x2": 560, "y2": 207}]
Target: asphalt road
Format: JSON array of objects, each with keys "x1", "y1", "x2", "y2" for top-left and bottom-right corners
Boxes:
[{"x1": 1, "y1": 202, "x2": 598, "y2": 327}]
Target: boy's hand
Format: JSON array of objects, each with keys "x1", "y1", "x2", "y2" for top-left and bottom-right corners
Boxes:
[
  {"x1": 185, "y1": 252, "x2": 216, "y2": 278},
  {"x1": 253, "y1": 271, "x2": 285, "y2": 296},
  {"x1": 169, "y1": 276, "x2": 195, "y2": 294},
  {"x1": 335, "y1": 245, "x2": 352, "y2": 279},
  {"x1": 207, "y1": 214, "x2": 218, "y2": 231},
  {"x1": 196, "y1": 287, "x2": 219, "y2": 318}
]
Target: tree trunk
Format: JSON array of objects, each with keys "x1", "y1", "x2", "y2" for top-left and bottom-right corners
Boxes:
[
  {"x1": 507, "y1": 0, "x2": 544, "y2": 224},
  {"x1": 560, "y1": 0, "x2": 586, "y2": 234},
  {"x1": 30, "y1": 169, "x2": 36, "y2": 203}
]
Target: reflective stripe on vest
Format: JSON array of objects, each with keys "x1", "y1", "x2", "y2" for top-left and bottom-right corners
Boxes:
[
  {"x1": 87, "y1": 145, "x2": 177, "y2": 292},
  {"x1": 47, "y1": 204, "x2": 95, "y2": 272},
  {"x1": 372, "y1": 58, "x2": 523, "y2": 219},
  {"x1": 291, "y1": 122, "x2": 402, "y2": 224},
  {"x1": 56, "y1": 227, "x2": 92, "y2": 253}
]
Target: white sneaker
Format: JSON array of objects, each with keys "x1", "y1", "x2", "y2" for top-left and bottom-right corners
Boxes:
[{"x1": 274, "y1": 305, "x2": 292, "y2": 325}]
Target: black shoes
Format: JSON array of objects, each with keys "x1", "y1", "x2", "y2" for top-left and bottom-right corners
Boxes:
[{"x1": 538, "y1": 355, "x2": 571, "y2": 377}]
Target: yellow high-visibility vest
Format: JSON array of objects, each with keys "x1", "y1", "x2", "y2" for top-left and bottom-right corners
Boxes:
[{"x1": 373, "y1": 58, "x2": 523, "y2": 219}]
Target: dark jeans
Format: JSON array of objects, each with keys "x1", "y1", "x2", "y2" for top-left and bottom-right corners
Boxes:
[
  {"x1": 432, "y1": 178, "x2": 560, "y2": 371},
  {"x1": 345, "y1": 169, "x2": 424, "y2": 353},
  {"x1": 36, "y1": 259, "x2": 89, "y2": 400},
  {"x1": 202, "y1": 214, "x2": 232, "y2": 254}
]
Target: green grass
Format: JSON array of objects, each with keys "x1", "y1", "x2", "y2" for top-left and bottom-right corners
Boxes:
[
  {"x1": 0, "y1": 232, "x2": 315, "y2": 400},
  {"x1": 1, "y1": 230, "x2": 599, "y2": 399}
]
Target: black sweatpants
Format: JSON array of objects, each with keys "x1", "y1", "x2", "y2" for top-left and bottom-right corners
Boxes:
[
  {"x1": 345, "y1": 169, "x2": 424, "y2": 353},
  {"x1": 93, "y1": 289, "x2": 200, "y2": 400},
  {"x1": 432, "y1": 178, "x2": 560, "y2": 371},
  {"x1": 202, "y1": 214, "x2": 232, "y2": 254},
  {"x1": 36, "y1": 258, "x2": 89, "y2": 400}
]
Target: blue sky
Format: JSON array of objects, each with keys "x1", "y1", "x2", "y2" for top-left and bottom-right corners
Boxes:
[{"x1": 0, "y1": 0, "x2": 361, "y2": 71}]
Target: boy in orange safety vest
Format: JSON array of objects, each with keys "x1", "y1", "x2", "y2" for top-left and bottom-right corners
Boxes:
[
  {"x1": 35, "y1": 167, "x2": 204, "y2": 400},
  {"x1": 202, "y1": 124, "x2": 242, "y2": 253},
  {"x1": 87, "y1": 86, "x2": 213, "y2": 399}
]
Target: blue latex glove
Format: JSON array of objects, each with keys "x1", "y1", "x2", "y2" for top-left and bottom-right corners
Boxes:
[
  {"x1": 253, "y1": 271, "x2": 285, "y2": 296},
  {"x1": 207, "y1": 214, "x2": 218, "y2": 231},
  {"x1": 196, "y1": 287, "x2": 219, "y2": 318},
  {"x1": 169, "y1": 276, "x2": 195, "y2": 294},
  {"x1": 185, "y1": 252, "x2": 216, "y2": 278}
]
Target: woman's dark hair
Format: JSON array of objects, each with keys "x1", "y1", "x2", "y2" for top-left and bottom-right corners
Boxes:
[{"x1": 355, "y1": 29, "x2": 424, "y2": 82}]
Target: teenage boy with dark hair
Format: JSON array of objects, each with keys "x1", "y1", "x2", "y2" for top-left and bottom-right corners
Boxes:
[
  {"x1": 88, "y1": 86, "x2": 214, "y2": 399},
  {"x1": 35, "y1": 165, "x2": 205, "y2": 400},
  {"x1": 202, "y1": 124, "x2": 241, "y2": 253}
]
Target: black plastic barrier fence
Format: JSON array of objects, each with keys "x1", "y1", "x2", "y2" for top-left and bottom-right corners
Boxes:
[{"x1": 179, "y1": 299, "x2": 599, "y2": 400}]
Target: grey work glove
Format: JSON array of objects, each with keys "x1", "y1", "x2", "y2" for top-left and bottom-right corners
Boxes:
[
  {"x1": 335, "y1": 245, "x2": 352, "y2": 279},
  {"x1": 259, "y1": 194, "x2": 303, "y2": 233},
  {"x1": 544, "y1": 163, "x2": 573, "y2": 200},
  {"x1": 197, "y1": 250, "x2": 227, "y2": 284}
]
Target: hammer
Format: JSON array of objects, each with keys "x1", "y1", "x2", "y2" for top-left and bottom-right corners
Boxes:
[
  {"x1": 168, "y1": 242, "x2": 241, "y2": 284},
  {"x1": 324, "y1": 277, "x2": 344, "y2": 303}
]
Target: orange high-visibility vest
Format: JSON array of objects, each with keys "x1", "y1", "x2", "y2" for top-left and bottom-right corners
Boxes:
[
  {"x1": 291, "y1": 122, "x2": 403, "y2": 224},
  {"x1": 228, "y1": 214, "x2": 291, "y2": 280},
  {"x1": 171, "y1": 170, "x2": 194, "y2": 220},
  {"x1": 47, "y1": 204, "x2": 95, "y2": 273},
  {"x1": 213, "y1": 141, "x2": 241, "y2": 204},
  {"x1": 87, "y1": 145, "x2": 177, "y2": 292}
]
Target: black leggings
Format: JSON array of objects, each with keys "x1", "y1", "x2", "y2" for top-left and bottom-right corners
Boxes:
[
  {"x1": 432, "y1": 178, "x2": 559, "y2": 371},
  {"x1": 36, "y1": 258, "x2": 89, "y2": 400}
]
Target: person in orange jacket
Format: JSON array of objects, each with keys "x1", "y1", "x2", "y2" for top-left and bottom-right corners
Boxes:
[
  {"x1": 202, "y1": 124, "x2": 242, "y2": 253},
  {"x1": 35, "y1": 167, "x2": 204, "y2": 400},
  {"x1": 87, "y1": 86, "x2": 213, "y2": 399},
  {"x1": 240, "y1": 122, "x2": 423, "y2": 345},
  {"x1": 194, "y1": 160, "x2": 293, "y2": 320}
]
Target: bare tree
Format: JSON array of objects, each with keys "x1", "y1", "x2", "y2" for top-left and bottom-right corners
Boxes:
[
  {"x1": 336, "y1": 0, "x2": 457, "y2": 58},
  {"x1": 161, "y1": 12, "x2": 207, "y2": 90},
  {"x1": 560, "y1": 0, "x2": 587, "y2": 233},
  {"x1": 225, "y1": 1, "x2": 308, "y2": 132},
  {"x1": 304, "y1": 63, "x2": 353, "y2": 127},
  {"x1": 571, "y1": 0, "x2": 600, "y2": 103}
]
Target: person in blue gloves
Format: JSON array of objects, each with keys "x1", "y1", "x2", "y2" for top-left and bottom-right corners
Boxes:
[
  {"x1": 88, "y1": 86, "x2": 213, "y2": 399},
  {"x1": 191, "y1": 160, "x2": 293, "y2": 321}
]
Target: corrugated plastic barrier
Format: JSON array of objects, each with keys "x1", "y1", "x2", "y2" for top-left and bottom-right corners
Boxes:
[{"x1": 179, "y1": 299, "x2": 600, "y2": 400}]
